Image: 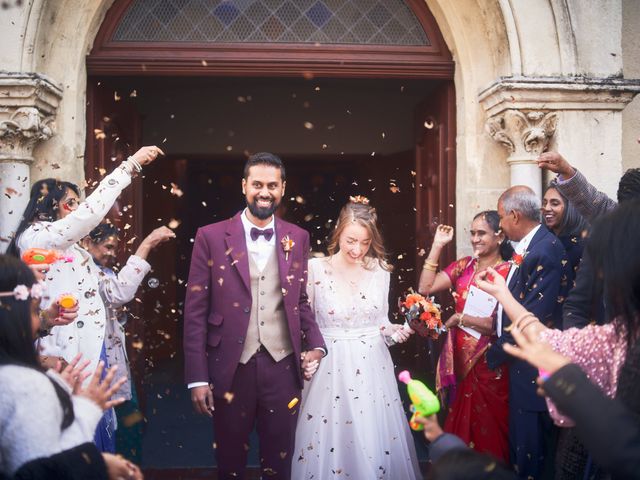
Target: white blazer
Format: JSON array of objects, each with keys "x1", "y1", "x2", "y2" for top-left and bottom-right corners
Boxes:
[{"x1": 17, "y1": 165, "x2": 150, "y2": 383}]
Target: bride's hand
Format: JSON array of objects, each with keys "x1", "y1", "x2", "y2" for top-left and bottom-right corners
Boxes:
[{"x1": 382, "y1": 324, "x2": 414, "y2": 344}]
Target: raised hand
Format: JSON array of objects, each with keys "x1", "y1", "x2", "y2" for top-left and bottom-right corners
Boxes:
[
  {"x1": 537, "y1": 152, "x2": 575, "y2": 178},
  {"x1": 475, "y1": 267, "x2": 508, "y2": 299},
  {"x1": 76, "y1": 362, "x2": 126, "y2": 411},
  {"x1": 135, "y1": 226, "x2": 176, "y2": 259},
  {"x1": 130, "y1": 145, "x2": 165, "y2": 167},
  {"x1": 432, "y1": 225, "x2": 454, "y2": 248},
  {"x1": 191, "y1": 384, "x2": 214, "y2": 417}
]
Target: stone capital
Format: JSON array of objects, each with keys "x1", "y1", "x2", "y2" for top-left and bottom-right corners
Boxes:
[
  {"x1": 0, "y1": 72, "x2": 63, "y2": 163},
  {"x1": 485, "y1": 109, "x2": 558, "y2": 162}
]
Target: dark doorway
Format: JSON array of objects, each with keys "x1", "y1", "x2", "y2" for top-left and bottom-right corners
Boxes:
[{"x1": 87, "y1": 76, "x2": 453, "y2": 473}]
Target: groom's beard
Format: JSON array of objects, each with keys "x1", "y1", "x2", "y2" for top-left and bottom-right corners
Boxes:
[{"x1": 247, "y1": 196, "x2": 279, "y2": 220}]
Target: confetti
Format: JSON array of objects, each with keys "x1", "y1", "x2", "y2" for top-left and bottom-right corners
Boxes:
[{"x1": 288, "y1": 397, "x2": 299, "y2": 409}]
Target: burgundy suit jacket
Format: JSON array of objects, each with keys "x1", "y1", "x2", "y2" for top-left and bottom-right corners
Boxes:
[{"x1": 183, "y1": 212, "x2": 326, "y2": 396}]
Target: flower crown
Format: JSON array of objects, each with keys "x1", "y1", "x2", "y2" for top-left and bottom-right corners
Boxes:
[
  {"x1": 0, "y1": 284, "x2": 43, "y2": 301},
  {"x1": 349, "y1": 195, "x2": 370, "y2": 205}
]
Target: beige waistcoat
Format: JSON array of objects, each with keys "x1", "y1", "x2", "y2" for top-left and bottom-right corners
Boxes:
[{"x1": 239, "y1": 251, "x2": 293, "y2": 364}]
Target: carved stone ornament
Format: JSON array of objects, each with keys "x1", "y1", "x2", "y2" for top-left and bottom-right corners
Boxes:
[
  {"x1": 0, "y1": 72, "x2": 62, "y2": 163},
  {"x1": 0, "y1": 107, "x2": 55, "y2": 161},
  {"x1": 485, "y1": 109, "x2": 558, "y2": 160}
]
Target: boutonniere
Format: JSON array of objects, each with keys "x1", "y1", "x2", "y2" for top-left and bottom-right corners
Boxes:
[
  {"x1": 281, "y1": 235, "x2": 295, "y2": 261},
  {"x1": 511, "y1": 252, "x2": 527, "y2": 267}
]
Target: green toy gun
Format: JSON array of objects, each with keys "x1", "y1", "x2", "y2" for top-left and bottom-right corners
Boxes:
[{"x1": 398, "y1": 370, "x2": 440, "y2": 431}]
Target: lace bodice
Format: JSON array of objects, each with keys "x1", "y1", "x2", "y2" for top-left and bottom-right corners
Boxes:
[{"x1": 307, "y1": 257, "x2": 392, "y2": 329}]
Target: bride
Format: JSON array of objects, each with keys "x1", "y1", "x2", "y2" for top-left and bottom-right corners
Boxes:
[{"x1": 292, "y1": 196, "x2": 422, "y2": 479}]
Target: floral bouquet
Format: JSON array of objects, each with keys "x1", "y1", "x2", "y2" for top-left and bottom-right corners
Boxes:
[{"x1": 398, "y1": 290, "x2": 446, "y2": 339}]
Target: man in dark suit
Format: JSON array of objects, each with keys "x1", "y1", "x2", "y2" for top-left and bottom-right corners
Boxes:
[
  {"x1": 183, "y1": 152, "x2": 326, "y2": 480},
  {"x1": 487, "y1": 185, "x2": 569, "y2": 479}
]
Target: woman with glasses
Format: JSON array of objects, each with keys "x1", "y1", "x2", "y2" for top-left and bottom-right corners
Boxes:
[{"x1": 6, "y1": 145, "x2": 162, "y2": 453}]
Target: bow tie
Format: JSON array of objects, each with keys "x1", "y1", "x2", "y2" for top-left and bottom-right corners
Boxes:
[{"x1": 250, "y1": 227, "x2": 274, "y2": 242}]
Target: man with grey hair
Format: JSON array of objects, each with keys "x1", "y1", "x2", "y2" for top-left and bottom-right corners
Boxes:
[{"x1": 487, "y1": 185, "x2": 569, "y2": 479}]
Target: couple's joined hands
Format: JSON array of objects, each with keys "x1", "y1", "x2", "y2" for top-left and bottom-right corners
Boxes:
[{"x1": 191, "y1": 349, "x2": 325, "y2": 417}]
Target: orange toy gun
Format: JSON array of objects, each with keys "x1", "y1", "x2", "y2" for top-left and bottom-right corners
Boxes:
[
  {"x1": 22, "y1": 248, "x2": 73, "y2": 266},
  {"x1": 398, "y1": 370, "x2": 440, "y2": 431}
]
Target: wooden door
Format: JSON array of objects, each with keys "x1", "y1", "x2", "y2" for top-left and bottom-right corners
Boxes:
[
  {"x1": 85, "y1": 78, "x2": 147, "y2": 399},
  {"x1": 412, "y1": 80, "x2": 456, "y2": 375}
]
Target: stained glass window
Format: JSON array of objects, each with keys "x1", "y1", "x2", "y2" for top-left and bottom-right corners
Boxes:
[{"x1": 112, "y1": 0, "x2": 429, "y2": 46}]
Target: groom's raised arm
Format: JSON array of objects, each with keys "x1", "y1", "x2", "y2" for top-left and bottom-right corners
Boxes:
[{"x1": 184, "y1": 227, "x2": 213, "y2": 385}]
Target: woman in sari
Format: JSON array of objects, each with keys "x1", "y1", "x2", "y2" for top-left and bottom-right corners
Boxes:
[{"x1": 418, "y1": 210, "x2": 513, "y2": 462}]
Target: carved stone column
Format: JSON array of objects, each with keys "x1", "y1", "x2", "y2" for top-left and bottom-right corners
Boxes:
[
  {"x1": 0, "y1": 73, "x2": 62, "y2": 251},
  {"x1": 485, "y1": 110, "x2": 557, "y2": 197},
  {"x1": 479, "y1": 76, "x2": 640, "y2": 197}
]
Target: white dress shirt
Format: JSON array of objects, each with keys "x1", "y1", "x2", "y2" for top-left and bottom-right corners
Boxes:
[
  {"x1": 496, "y1": 224, "x2": 541, "y2": 337},
  {"x1": 241, "y1": 209, "x2": 276, "y2": 272}
]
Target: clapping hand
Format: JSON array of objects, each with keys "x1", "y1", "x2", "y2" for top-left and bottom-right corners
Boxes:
[
  {"x1": 433, "y1": 225, "x2": 454, "y2": 248},
  {"x1": 75, "y1": 361, "x2": 126, "y2": 411},
  {"x1": 54, "y1": 353, "x2": 91, "y2": 389},
  {"x1": 103, "y1": 453, "x2": 144, "y2": 480}
]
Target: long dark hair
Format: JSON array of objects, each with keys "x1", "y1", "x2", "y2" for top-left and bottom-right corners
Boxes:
[
  {"x1": 0, "y1": 255, "x2": 74, "y2": 428},
  {"x1": 587, "y1": 200, "x2": 640, "y2": 347},
  {"x1": 6, "y1": 179, "x2": 79, "y2": 257},
  {"x1": 473, "y1": 210, "x2": 514, "y2": 261},
  {"x1": 544, "y1": 181, "x2": 589, "y2": 237}
]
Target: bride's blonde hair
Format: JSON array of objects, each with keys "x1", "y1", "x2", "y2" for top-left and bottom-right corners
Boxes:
[{"x1": 327, "y1": 197, "x2": 392, "y2": 271}]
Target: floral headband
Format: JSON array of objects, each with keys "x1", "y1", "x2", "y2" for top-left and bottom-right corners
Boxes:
[{"x1": 0, "y1": 284, "x2": 43, "y2": 301}]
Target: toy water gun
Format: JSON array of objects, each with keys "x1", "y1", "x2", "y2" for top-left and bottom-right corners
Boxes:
[
  {"x1": 398, "y1": 370, "x2": 440, "y2": 431},
  {"x1": 22, "y1": 248, "x2": 73, "y2": 266}
]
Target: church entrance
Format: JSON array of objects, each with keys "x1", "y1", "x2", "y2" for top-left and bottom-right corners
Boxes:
[{"x1": 85, "y1": 1, "x2": 455, "y2": 475}]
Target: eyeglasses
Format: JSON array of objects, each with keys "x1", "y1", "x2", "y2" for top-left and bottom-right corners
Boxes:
[{"x1": 62, "y1": 198, "x2": 79, "y2": 210}]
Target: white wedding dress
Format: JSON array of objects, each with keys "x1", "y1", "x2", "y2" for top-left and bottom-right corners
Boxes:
[{"x1": 292, "y1": 257, "x2": 422, "y2": 479}]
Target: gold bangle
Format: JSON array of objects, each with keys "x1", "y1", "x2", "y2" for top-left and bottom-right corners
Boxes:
[
  {"x1": 458, "y1": 313, "x2": 465, "y2": 328},
  {"x1": 424, "y1": 260, "x2": 438, "y2": 268},
  {"x1": 520, "y1": 318, "x2": 540, "y2": 333},
  {"x1": 423, "y1": 264, "x2": 437, "y2": 273},
  {"x1": 513, "y1": 312, "x2": 535, "y2": 329}
]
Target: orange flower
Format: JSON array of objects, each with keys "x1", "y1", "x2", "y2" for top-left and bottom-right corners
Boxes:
[
  {"x1": 420, "y1": 311, "x2": 432, "y2": 322},
  {"x1": 512, "y1": 253, "x2": 524, "y2": 266},
  {"x1": 404, "y1": 293, "x2": 423, "y2": 308}
]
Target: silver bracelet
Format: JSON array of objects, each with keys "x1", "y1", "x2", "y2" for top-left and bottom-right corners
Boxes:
[{"x1": 127, "y1": 156, "x2": 143, "y2": 172}]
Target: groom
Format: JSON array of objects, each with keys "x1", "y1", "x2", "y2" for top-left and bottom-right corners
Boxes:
[{"x1": 184, "y1": 152, "x2": 326, "y2": 480}]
